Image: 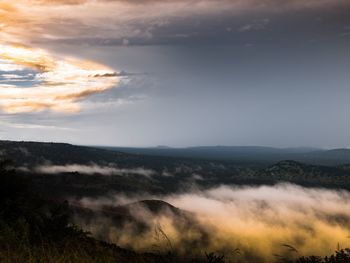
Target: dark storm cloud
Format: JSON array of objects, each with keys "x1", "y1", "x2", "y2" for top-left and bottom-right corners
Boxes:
[
  {"x1": 4, "y1": 0, "x2": 350, "y2": 46},
  {"x1": 4, "y1": 0, "x2": 350, "y2": 49},
  {"x1": 32, "y1": 0, "x2": 350, "y2": 48}
]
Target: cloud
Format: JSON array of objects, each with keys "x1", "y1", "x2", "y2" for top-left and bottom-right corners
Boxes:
[
  {"x1": 0, "y1": 44, "x2": 118, "y2": 113},
  {"x1": 0, "y1": 0, "x2": 349, "y2": 119},
  {"x1": 0, "y1": 60, "x2": 25, "y2": 72},
  {"x1": 0, "y1": 120, "x2": 76, "y2": 131},
  {"x1": 32, "y1": 0, "x2": 89, "y2": 5},
  {"x1": 34, "y1": 163, "x2": 156, "y2": 177},
  {"x1": 1, "y1": 0, "x2": 348, "y2": 46},
  {"x1": 73, "y1": 184, "x2": 350, "y2": 262},
  {"x1": 238, "y1": 18, "x2": 270, "y2": 32}
]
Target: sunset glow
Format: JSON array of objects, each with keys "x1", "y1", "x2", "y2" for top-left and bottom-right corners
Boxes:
[{"x1": 0, "y1": 44, "x2": 118, "y2": 113}]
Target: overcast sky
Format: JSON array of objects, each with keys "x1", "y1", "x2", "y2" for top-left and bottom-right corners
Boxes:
[{"x1": 0, "y1": 0, "x2": 350, "y2": 147}]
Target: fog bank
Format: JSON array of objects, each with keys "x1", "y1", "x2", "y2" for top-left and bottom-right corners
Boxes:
[{"x1": 74, "y1": 184, "x2": 350, "y2": 262}]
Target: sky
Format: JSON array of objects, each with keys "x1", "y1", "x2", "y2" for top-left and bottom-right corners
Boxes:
[{"x1": 0, "y1": 0, "x2": 350, "y2": 147}]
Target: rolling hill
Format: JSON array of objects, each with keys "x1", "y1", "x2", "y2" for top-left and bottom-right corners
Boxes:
[
  {"x1": 101, "y1": 145, "x2": 350, "y2": 166},
  {"x1": 1, "y1": 140, "x2": 350, "y2": 196}
]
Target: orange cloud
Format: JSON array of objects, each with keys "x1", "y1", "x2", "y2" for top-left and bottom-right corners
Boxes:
[{"x1": 0, "y1": 44, "x2": 118, "y2": 113}]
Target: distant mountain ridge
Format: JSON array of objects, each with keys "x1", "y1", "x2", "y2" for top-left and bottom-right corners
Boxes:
[
  {"x1": 99, "y1": 145, "x2": 350, "y2": 166},
  {"x1": 0, "y1": 140, "x2": 129, "y2": 166},
  {"x1": 2, "y1": 139, "x2": 350, "y2": 167},
  {"x1": 0, "y1": 141, "x2": 350, "y2": 166},
  {"x1": 1, "y1": 140, "x2": 350, "y2": 193}
]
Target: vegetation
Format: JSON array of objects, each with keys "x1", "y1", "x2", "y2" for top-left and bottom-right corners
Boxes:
[
  {"x1": 2, "y1": 140, "x2": 350, "y2": 262},
  {"x1": 3, "y1": 140, "x2": 350, "y2": 198},
  {"x1": 0, "y1": 160, "x2": 168, "y2": 262},
  {"x1": 294, "y1": 249, "x2": 350, "y2": 263}
]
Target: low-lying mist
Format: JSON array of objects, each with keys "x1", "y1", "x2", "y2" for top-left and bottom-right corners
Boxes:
[
  {"x1": 72, "y1": 183, "x2": 350, "y2": 262},
  {"x1": 29, "y1": 163, "x2": 155, "y2": 177}
]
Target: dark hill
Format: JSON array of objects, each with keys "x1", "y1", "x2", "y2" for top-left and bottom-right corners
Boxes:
[
  {"x1": 0, "y1": 140, "x2": 134, "y2": 166},
  {"x1": 0, "y1": 161, "x2": 170, "y2": 263},
  {"x1": 2, "y1": 140, "x2": 350, "y2": 194},
  {"x1": 256, "y1": 160, "x2": 350, "y2": 187},
  {"x1": 101, "y1": 145, "x2": 350, "y2": 166},
  {"x1": 71, "y1": 198, "x2": 209, "y2": 252},
  {"x1": 125, "y1": 199, "x2": 183, "y2": 215},
  {"x1": 71, "y1": 199, "x2": 186, "y2": 221}
]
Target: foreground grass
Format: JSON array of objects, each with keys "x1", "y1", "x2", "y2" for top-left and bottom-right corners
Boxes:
[{"x1": 0, "y1": 235, "x2": 166, "y2": 263}]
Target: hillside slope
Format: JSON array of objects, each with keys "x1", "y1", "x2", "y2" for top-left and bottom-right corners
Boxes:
[{"x1": 102, "y1": 146, "x2": 350, "y2": 166}]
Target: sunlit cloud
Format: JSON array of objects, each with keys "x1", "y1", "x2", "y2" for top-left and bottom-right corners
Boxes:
[
  {"x1": 34, "y1": 163, "x2": 155, "y2": 177},
  {"x1": 74, "y1": 184, "x2": 350, "y2": 262},
  {"x1": 0, "y1": 60, "x2": 25, "y2": 72},
  {"x1": 0, "y1": 0, "x2": 348, "y2": 114},
  {"x1": 0, "y1": 44, "x2": 118, "y2": 113},
  {"x1": 0, "y1": 120, "x2": 76, "y2": 131}
]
